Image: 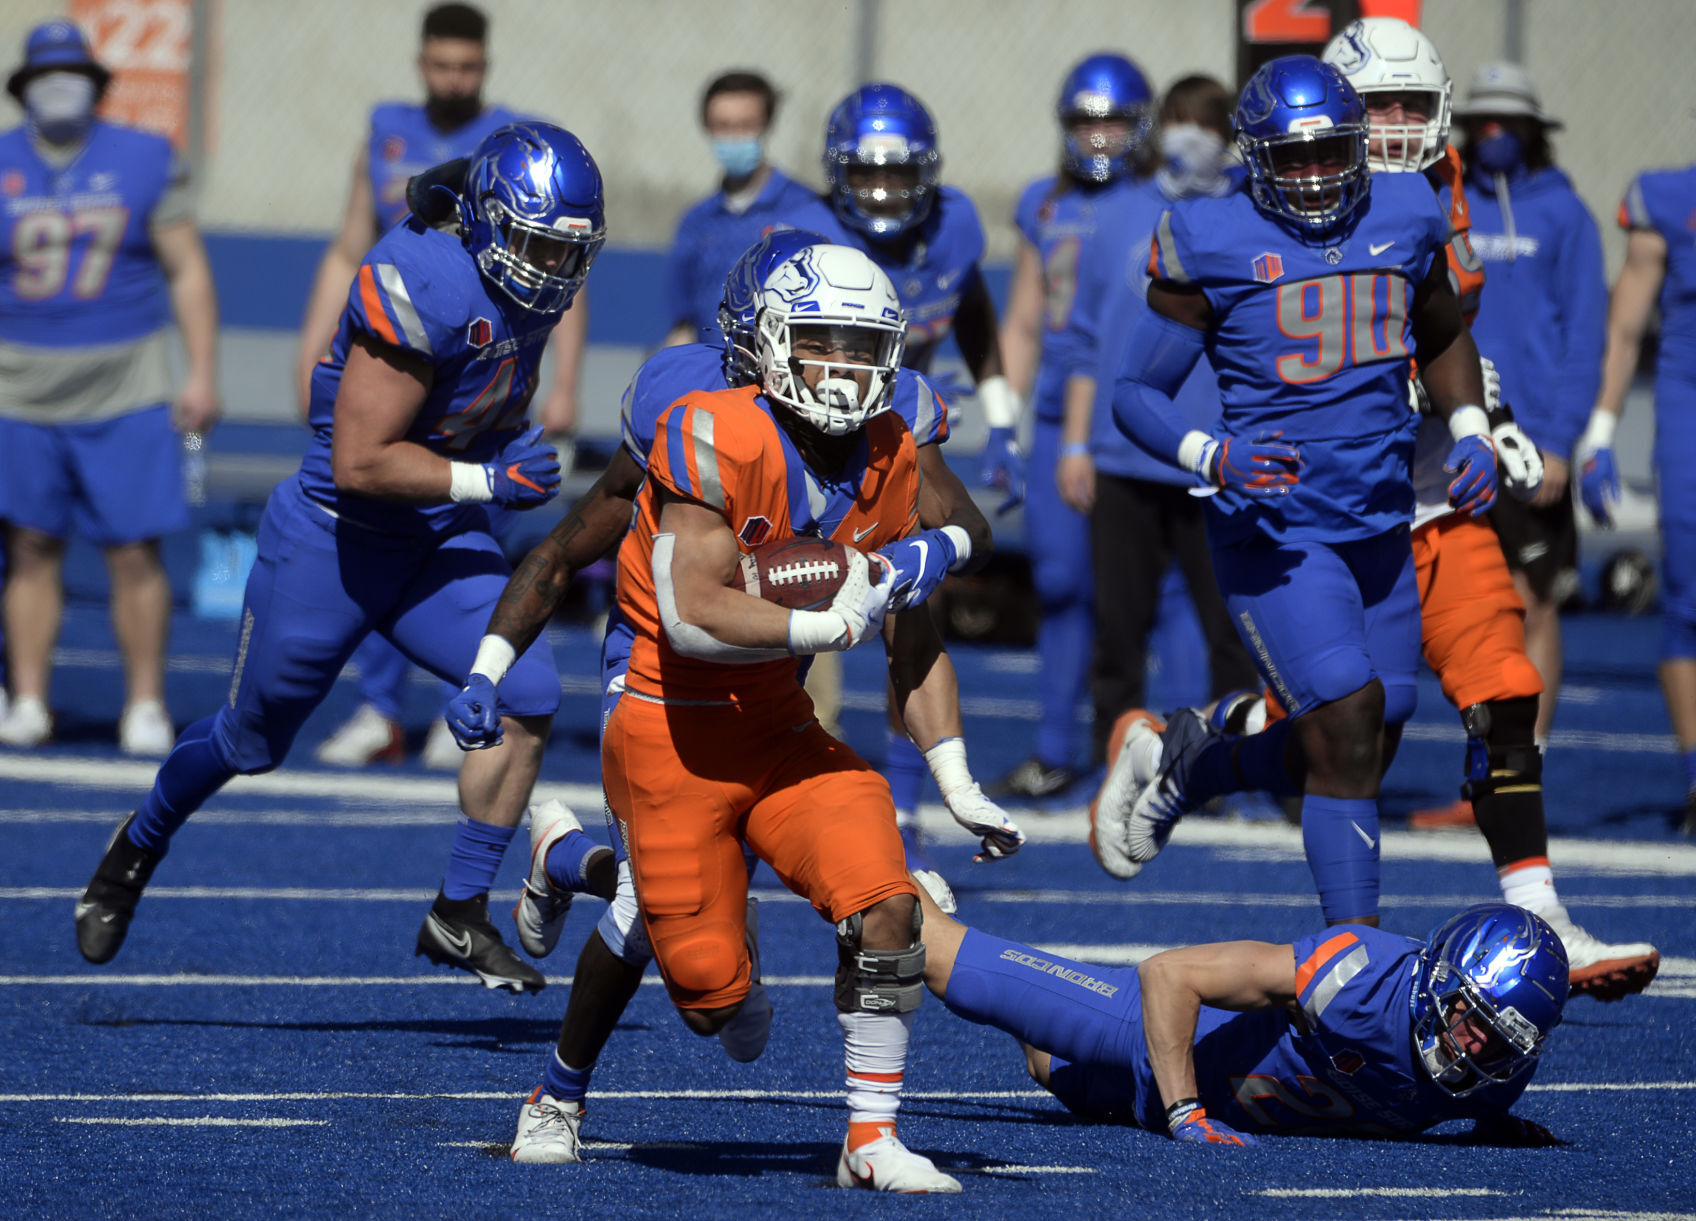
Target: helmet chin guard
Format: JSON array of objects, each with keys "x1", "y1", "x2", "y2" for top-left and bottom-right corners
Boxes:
[{"x1": 1322, "y1": 17, "x2": 1453, "y2": 173}]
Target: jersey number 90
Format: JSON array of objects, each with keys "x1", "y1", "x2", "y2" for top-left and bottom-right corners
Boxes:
[{"x1": 1274, "y1": 273, "x2": 1410, "y2": 385}]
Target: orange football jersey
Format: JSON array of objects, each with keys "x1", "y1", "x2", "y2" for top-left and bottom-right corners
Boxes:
[{"x1": 617, "y1": 384, "x2": 920, "y2": 703}]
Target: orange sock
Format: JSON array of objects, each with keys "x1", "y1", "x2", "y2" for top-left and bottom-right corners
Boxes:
[{"x1": 847, "y1": 1120, "x2": 896, "y2": 1151}]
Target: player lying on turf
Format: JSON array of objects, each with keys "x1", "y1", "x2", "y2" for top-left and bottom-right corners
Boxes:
[{"x1": 914, "y1": 877, "x2": 1570, "y2": 1146}]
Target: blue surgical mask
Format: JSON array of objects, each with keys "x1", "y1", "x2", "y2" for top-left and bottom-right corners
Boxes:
[
  {"x1": 1473, "y1": 130, "x2": 1525, "y2": 176},
  {"x1": 24, "y1": 71, "x2": 96, "y2": 146},
  {"x1": 712, "y1": 137, "x2": 764, "y2": 179}
]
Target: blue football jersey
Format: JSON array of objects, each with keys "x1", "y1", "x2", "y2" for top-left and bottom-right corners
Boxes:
[
  {"x1": 297, "y1": 216, "x2": 559, "y2": 535},
  {"x1": 366, "y1": 103, "x2": 526, "y2": 234},
  {"x1": 784, "y1": 186, "x2": 987, "y2": 374},
  {"x1": 0, "y1": 121, "x2": 180, "y2": 347},
  {"x1": 1148, "y1": 174, "x2": 1449, "y2": 542},
  {"x1": 1015, "y1": 174, "x2": 1137, "y2": 421},
  {"x1": 1621, "y1": 165, "x2": 1696, "y2": 386}
]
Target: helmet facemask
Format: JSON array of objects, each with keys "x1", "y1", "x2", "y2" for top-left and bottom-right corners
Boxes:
[
  {"x1": 1413, "y1": 962, "x2": 1547, "y2": 1096},
  {"x1": 1242, "y1": 125, "x2": 1371, "y2": 233},
  {"x1": 1358, "y1": 85, "x2": 1452, "y2": 172},
  {"x1": 1061, "y1": 94, "x2": 1153, "y2": 183},
  {"x1": 476, "y1": 199, "x2": 604, "y2": 316},
  {"x1": 758, "y1": 316, "x2": 904, "y2": 437}
]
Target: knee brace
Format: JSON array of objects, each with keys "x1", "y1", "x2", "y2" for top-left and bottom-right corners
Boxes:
[
  {"x1": 834, "y1": 906, "x2": 926, "y2": 1016},
  {"x1": 1459, "y1": 699, "x2": 1542, "y2": 803}
]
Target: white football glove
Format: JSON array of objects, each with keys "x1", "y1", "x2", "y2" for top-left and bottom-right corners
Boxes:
[
  {"x1": 1479, "y1": 355, "x2": 1502, "y2": 414},
  {"x1": 787, "y1": 551, "x2": 895, "y2": 654},
  {"x1": 1491, "y1": 417, "x2": 1544, "y2": 502},
  {"x1": 923, "y1": 738, "x2": 1025, "y2": 862}
]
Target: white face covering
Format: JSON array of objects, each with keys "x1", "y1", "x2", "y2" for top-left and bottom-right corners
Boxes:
[
  {"x1": 24, "y1": 71, "x2": 97, "y2": 145},
  {"x1": 1157, "y1": 123, "x2": 1231, "y2": 200}
]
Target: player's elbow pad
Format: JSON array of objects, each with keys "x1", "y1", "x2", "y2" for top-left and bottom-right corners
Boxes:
[
  {"x1": 1111, "y1": 310, "x2": 1207, "y2": 459},
  {"x1": 652, "y1": 534, "x2": 788, "y2": 664}
]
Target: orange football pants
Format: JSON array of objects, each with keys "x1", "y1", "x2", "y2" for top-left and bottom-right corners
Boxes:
[{"x1": 602, "y1": 685, "x2": 915, "y2": 1011}]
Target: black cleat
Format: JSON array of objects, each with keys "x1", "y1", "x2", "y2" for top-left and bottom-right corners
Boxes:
[
  {"x1": 416, "y1": 891, "x2": 546, "y2": 993},
  {"x1": 987, "y1": 756, "x2": 1079, "y2": 801},
  {"x1": 75, "y1": 812, "x2": 162, "y2": 964}
]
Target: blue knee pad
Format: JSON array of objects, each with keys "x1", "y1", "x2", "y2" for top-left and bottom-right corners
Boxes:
[{"x1": 1300, "y1": 795, "x2": 1381, "y2": 924}]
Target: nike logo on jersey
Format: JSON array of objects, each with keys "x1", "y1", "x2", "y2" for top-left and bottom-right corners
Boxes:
[
  {"x1": 853, "y1": 523, "x2": 879, "y2": 542},
  {"x1": 1369, "y1": 241, "x2": 1396, "y2": 256},
  {"x1": 1351, "y1": 821, "x2": 1376, "y2": 849}
]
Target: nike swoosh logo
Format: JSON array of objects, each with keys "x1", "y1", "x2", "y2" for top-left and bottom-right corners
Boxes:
[
  {"x1": 74, "y1": 901, "x2": 95, "y2": 921},
  {"x1": 1351, "y1": 821, "x2": 1377, "y2": 849},
  {"x1": 853, "y1": 523, "x2": 878, "y2": 542},
  {"x1": 848, "y1": 1161, "x2": 876, "y2": 1189},
  {"x1": 1369, "y1": 241, "x2": 1396, "y2": 256},
  {"x1": 431, "y1": 918, "x2": 474, "y2": 958}
]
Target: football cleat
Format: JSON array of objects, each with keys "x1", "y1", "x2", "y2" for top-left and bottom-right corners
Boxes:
[
  {"x1": 1409, "y1": 798, "x2": 1477, "y2": 831},
  {"x1": 0, "y1": 694, "x2": 52, "y2": 748},
  {"x1": 417, "y1": 892, "x2": 546, "y2": 993},
  {"x1": 987, "y1": 756, "x2": 1078, "y2": 801},
  {"x1": 1089, "y1": 710, "x2": 1165, "y2": 880},
  {"x1": 910, "y1": 868, "x2": 958, "y2": 915},
  {"x1": 718, "y1": 896, "x2": 772, "y2": 1063},
  {"x1": 512, "y1": 800, "x2": 583, "y2": 959},
  {"x1": 510, "y1": 1089, "x2": 584, "y2": 1164},
  {"x1": 836, "y1": 1129, "x2": 961, "y2": 1193},
  {"x1": 1541, "y1": 907, "x2": 1660, "y2": 1003},
  {"x1": 75, "y1": 812, "x2": 162, "y2": 964},
  {"x1": 1119, "y1": 710, "x2": 1217, "y2": 873},
  {"x1": 117, "y1": 701, "x2": 174, "y2": 758},
  {"x1": 313, "y1": 703, "x2": 404, "y2": 767}
]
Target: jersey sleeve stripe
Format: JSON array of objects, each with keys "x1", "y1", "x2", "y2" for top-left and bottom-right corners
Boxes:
[
  {"x1": 663, "y1": 404, "x2": 695, "y2": 499},
  {"x1": 375, "y1": 263, "x2": 433, "y2": 355},
  {"x1": 1621, "y1": 180, "x2": 1650, "y2": 230},
  {"x1": 1294, "y1": 930, "x2": 1361, "y2": 996},
  {"x1": 689, "y1": 407, "x2": 726, "y2": 511},
  {"x1": 913, "y1": 379, "x2": 939, "y2": 446},
  {"x1": 1300, "y1": 943, "x2": 1369, "y2": 1023},
  {"x1": 356, "y1": 265, "x2": 402, "y2": 348},
  {"x1": 1155, "y1": 211, "x2": 1191, "y2": 284}
]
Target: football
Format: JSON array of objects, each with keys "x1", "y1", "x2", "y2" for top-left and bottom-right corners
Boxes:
[{"x1": 730, "y1": 536, "x2": 854, "y2": 611}]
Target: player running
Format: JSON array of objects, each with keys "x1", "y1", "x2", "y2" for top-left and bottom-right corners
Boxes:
[
  {"x1": 73, "y1": 124, "x2": 602, "y2": 993},
  {"x1": 1094, "y1": 57, "x2": 1497, "y2": 928},
  {"x1": 915, "y1": 877, "x2": 1571, "y2": 1145}
]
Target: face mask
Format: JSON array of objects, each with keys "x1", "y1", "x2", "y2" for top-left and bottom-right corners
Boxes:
[
  {"x1": 1158, "y1": 123, "x2": 1229, "y2": 198},
  {"x1": 1473, "y1": 130, "x2": 1525, "y2": 176},
  {"x1": 712, "y1": 137, "x2": 763, "y2": 179},
  {"x1": 24, "y1": 71, "x2": 97, "y2": 145},
  {"x1": 425, "y1": 92, "x2": 482, "y2": 131}
]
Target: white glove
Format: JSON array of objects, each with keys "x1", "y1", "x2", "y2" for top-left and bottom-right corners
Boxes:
[
  {"x1": 1479, "y1": 355, "x2": 1502, "y2": 414},
  {"x1": 786, "y1": 551, "x2": 895, "y2": 654},
  {"x1": 923, "y1": 738, "x2": 1026, "y2": 862},
  {"x1": 1491, "y1": 417, "x2": 1544, "y2": 502}
]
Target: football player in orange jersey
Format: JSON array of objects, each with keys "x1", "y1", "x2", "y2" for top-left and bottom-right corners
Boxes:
[{"x1": 588, "y1": 244, "x2": 1007, "y2": 1191}]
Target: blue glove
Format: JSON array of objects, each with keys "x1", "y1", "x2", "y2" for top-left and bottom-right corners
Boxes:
[
  {"x1": 485, "y1": 426, "x2": 562, "y2": 509},
  {"x1": 1579, "y1": 444, "x2": 1619, "y2": 527},
  {"x1": 1205, "y1": 432, "x2": 1302, "y2": 496},
  {"x1": 1445, "y1": 433, "x2": 1498, "y2": 517},
  {"x1": 980, "y1": 425, "x2": 1026, "y2": 515},
  {"x1": 444, "y1": 674, "x2": 503, "y2": 750},
  {"x1": 1167, "y1": 1101, "x2": 1258, "y2": 1148},
  {"x1": 878, "y1": 528, "x2": 962, "y2": 612}
]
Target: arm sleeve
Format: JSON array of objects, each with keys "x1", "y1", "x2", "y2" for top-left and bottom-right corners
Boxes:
[
  {"x1": 1110, "y1": 307, "x2": 1208, "y2": 463},
  {"x1": 1547, "y1": 200, "x2": 1608, "y2": 457}
]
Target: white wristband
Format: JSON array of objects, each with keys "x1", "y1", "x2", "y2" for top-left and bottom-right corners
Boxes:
[
  {"x1": 787, "y1": 609, "x2": 850, "y2": 655},
  {"x1": 922, "y1": 736, "x2": 971, "y2": 799},
  {"x1": 940, "y1": 524, "x2": 973, "y2": 572},
  {"x1": 449, "y1": 462, "x2": 493, "y2": 503},
  {"x1": 1448, "y1": 405, "x2": 1491, "y2": 442},
  {"x1": 1580, "y1": 410, "x2": 1618, "y2": 451},
  {"x1": 469, "y1": 634, "x2": 517, "y2": 685},
  {"x1": 976, "y1": 375, "x2": 1021, "y2": 430},
  {"x1": 1176, "y1": 430, "x2": 1215, "y2": 479}
]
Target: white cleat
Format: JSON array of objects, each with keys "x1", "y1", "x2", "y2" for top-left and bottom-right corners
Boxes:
[
  {"x1": 718, "y1": 897, "x2": 772, "y2": 1063},
  {"x1": 910, "y1": 869, "x2": 957, "y2": 915},
  {"x1": 1541, "y1": 906, "x2": 1660, "y2": 1002},
  {"x1": 0, "y1": 695, "x2": 52, "y2": 748},
  {"x1": 837, "y1": 1130, "x2": 962, "y2": 1193},
  {"x1": 510, "y1": 1089, "x2": 584, "y2": 1164},
  {"x1": 314, "y1": 703, "x2": 403, "y2": 766},
  {"x1": 512, "y1": 800, "x2": 583, "y2": 958},
  {"x1": 422, "y1": 717, "x2": 462, "y2": 771},
  {"x1": 118, "y1": 700, "x2": 174, "y2": 757},
  {"x1": 1089, "y1": 710, "x2": 1165, "y2": 880}
]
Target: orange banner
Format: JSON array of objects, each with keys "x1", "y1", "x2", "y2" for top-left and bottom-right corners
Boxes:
[{"x1": 70, "y1": 0, "x2": 194, "y2": 148}]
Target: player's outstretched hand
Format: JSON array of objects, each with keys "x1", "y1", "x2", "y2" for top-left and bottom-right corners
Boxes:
[
  {"x1": 485, "y1": 426, "x2": 562, "y2": 509},
  {"x1": 1206, "y1": 432, "x2": 1302, "y2": 496},
  {"x1": 980, "y1": 426, "x2": 1027, "y2": 516},
  {"x1": 445, "y1": 674, "x2": 503, "y2": 750},
  {"x1": 878, "y1": 529, "x2": 962, "y2": 613},
  {"x1": 943, "y1": 782, "x2": 1026, "y2": 862},
  {"x1": 1168, "y1": 1102, "x2": 1259, "y2": 1148},
  {"x1": 1578, "y1": 443, "x2": 1620, "y2": 527},
  {"x1": 1470, "y1": 1113, "x2": 1565, "y2": 1148},
  {"x1": 1445, "y1": 433, "x2": 1498, "y2": 517}
]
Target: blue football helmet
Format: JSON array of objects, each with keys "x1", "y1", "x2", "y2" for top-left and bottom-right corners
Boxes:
[
  {"x1": 460, "y1": 123, "x2": 605, "y2": 315},
  {"x1": 1057, "y1": 53, "x2": 1154, "y2": 183},
  {"x1": 1410, "y1": 903, "x2": 1569, "y2": 1098},
  {"x1": 716, "y1": 228, "x2": 832, "y2": 385},
  {"x1": 1234, "y1": 56, "x2": 1371, "y2": 234},
  {"x1": 823, "y1": 84, "x2": 941, "y2": 240}
]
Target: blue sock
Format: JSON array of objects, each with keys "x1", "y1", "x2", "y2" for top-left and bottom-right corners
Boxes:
[
  {"x1": 1300, "y1": 795, "x2": 1381, "y2": 924},
  {"x1": 1683, "y1": 748, "x2": 1696, "y2": 796},
  {"x1": 545, "y1": 828, "x2": 602, "y2": 893},
  {"x1": 1180, "y1": 717, "x2": 1296, "y2": 806},
  {"x1": 885, "y1": 730, "x2": 925, "y2": 817},
  {"x1": 541, "y1": 1049, "x2": 593, "y2": 1105},
  {"x1": 441, "y1": 815, "x2": 517, "y2": 901},
  {"x1": 128, "y1": 716, "x2": 236, "y2": 855}
]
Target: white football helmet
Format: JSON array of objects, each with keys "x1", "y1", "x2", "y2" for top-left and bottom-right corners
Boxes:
[
  {"x1": 755, "y1": 244, "x2": 905, "y2": 437},
  {"x1": 1322, "y1": 17, "x2": 1452, "y2": 173}
]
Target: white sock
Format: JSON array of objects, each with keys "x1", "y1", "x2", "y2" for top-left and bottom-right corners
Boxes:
[
  {"x1": 839, "y1": 1010, "x2": 914, "y2": 1127},
  {"x1": 1499, "y1": 858, "x2": 1559, "y2": 915}
]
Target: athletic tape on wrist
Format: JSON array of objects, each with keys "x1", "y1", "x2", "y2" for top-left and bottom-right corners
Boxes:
[
  {"x1": 1448, "y1": 405, "x2": 1491, "y2": 442},
  {"x1": 977, "y1": 375, "x2": 1021, "y2": 430},
  {"x1": 449, "y1": 462, "x2": 494, "y2": 503},
  {"x1": 1165, "y1": 1097, "x2": 1204, "y2": 1134},
  {"x1": 922, "y1": 736, "x2": 971, "y2": 798},
  {"x1": 1581, "y1": 411, "x2": 1618, "y2": 450},
  {"x1": 469, "y1": 634, "x2": 517, "y2": 685},
  {"x1": 939, "y1": 525, "x2": 973, "y2": 572}
]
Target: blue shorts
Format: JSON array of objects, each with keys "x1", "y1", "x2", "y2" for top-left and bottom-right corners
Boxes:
[
  {"x1": 1210, "y1": 526, "x2": 1420, "y2": 723},
  {"x1": 212, "y1": 477, "x2": 559, "y2": 773},
  {"x1": 0, "y1": 404, "x2": 188, "y2": 545}
]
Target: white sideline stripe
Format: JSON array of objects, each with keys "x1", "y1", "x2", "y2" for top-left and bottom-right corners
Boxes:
[
  {"x1": 1259, "y1": 1188, "x2": 1501, "y2": 1198},
  {"x1": 55, "y1": 1116, "x2": 326, "y2": 1127},
  {"x1": 977, "y1": 1165, "x2": 1098, "y2": 1175},
  {"x1": 448, "y1": 1140, "x2": 1096, "y2": 1172}
]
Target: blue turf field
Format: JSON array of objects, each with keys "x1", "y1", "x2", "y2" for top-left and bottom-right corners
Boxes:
[{"x1": 3, "y1": 604, "x2": 1693, "y2": 1219}]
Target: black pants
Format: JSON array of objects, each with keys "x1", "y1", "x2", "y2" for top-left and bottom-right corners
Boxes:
[{"x1": 1089, "y1": 472, "x2": 1259, "y2": 760}]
